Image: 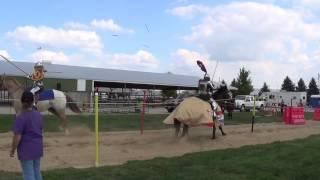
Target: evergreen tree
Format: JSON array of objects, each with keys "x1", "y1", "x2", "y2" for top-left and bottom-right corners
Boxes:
[
  {"x1": 231, "y1": 78, "x2": 237, "y2": 87},
  {"x1": 281, "y1": 76, "x2": 295, "y2": 91},
  {"x1": 260, "y1": 82, "x2": 270, "y2": 93},
  {"x1": 230, "y1": 78, "x2": 238, "y2": 97},
  {"x1": 307, "y1": 78, "x2": 319, "y2": 103},
  {"x1": 296, "y1": 78, "x2": 306, "y2": 92},
  {"x1": 235, "y1": 67, "x2": 253, "y2": 95}
]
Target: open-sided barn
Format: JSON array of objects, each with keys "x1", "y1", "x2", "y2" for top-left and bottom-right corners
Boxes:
[{"x1": 0, "y1": 61, "x2": 200, "y2": 106}]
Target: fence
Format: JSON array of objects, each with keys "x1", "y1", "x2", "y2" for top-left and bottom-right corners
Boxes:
[{"x1": 0, "y1": 95, "x2": 317, "y2": 167}]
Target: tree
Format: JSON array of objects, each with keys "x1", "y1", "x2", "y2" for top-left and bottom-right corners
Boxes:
[
  {"x1": 260, "y1": 82, "x2": 270, "y2": 93},
  {"x1": 230, "y1": 78, "x2": 238, "y2": 96},
  {"x1": 231, "y1": 78, "x2": 237, "y2": 87},
  {"x1": 161, "y1": 89, "x2": 177, "y2": 99},
  {"x1": 296, "y1": 78, "x2": 306, "y2": 92},
  {"x1": 307, "y1": 78, "x2": 319, "y2": 103},
  {"x1": 235, "y1": 67, "x2": 254, "y2": 95},
  {"x1": 281, "y1": 76, "x2": 295, "y2": 91}
]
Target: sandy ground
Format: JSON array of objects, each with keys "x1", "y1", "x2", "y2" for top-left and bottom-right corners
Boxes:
[{"x1": 1, "y1": 121, "x2": 320, "y2": 172}]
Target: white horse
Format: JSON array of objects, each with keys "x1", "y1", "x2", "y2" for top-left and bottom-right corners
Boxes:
[{"x1": 0, "y1": 76, "x2": 81, "y2": 133}]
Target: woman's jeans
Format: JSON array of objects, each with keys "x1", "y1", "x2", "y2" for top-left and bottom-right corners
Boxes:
[{"x1": 20, "y1": 158, "x2": 42, "y2": 180}]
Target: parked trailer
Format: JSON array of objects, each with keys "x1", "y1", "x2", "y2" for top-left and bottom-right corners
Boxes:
[
  {"x1": 310, "y1": 95, "x2": 320, "y2": 108},
  {"x1": 261, "y1": 91, "x2": 306, "y2": 107}
]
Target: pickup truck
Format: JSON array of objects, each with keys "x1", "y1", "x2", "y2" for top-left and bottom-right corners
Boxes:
[{"x1": 235, "y1": 95, "x2": 265, "y2": 112}]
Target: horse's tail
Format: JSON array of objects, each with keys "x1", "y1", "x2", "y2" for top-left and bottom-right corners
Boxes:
[{"x1": 66, "y1": 95, "x2": 82, "y2": 113}]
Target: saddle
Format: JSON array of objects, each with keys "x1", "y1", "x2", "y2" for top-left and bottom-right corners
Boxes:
[{"x1": 27, "y1": 87, "x2": 55, "y2": 104}]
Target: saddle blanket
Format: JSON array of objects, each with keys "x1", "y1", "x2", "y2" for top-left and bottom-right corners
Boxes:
[
  {"x1": 38, "y1": 90, "x2": 55, "y2": 101},
  {"x1": 163, "y1": 97, "x2": 214, "y2": 126}
]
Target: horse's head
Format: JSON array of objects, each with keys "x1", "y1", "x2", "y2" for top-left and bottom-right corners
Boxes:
[
  {"x1": 210, "y1": 81, "x2": 229, "y2": 98},
  {"x1": 0, "y1": 76, "x2": 23, "y2": 93}
]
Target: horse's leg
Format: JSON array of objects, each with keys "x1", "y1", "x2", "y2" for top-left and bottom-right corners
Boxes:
[
  {"x1": 49, "y1": 108, "x2": 69, "y2": 135},
  {"x1": 57, "y1": 110, "x2": 69, "y2": 135},
  {"x1": 181, "y1": 124, "x2": 189, "y2": 137},
  {"x1": 174, "y1": 118, "x2": 181, "y2": 137}
]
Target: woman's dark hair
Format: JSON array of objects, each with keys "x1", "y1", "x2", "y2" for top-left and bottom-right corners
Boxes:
[{"x1": 21, "y1": 91, "x2": 34, "y2": 109}]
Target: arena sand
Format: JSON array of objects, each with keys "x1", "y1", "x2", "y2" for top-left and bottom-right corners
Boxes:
[{"x1": 1, "y1": 121, "x2": 320, "y2": 172}]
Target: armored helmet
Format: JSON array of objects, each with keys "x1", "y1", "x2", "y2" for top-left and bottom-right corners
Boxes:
[{"x1": 34, "y1": 61, "x2": 44, "y2": 68}]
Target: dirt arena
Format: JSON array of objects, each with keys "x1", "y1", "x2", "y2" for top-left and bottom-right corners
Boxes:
[{"x1": 1, "y1": 121, "x2": 320, "y2": 172}]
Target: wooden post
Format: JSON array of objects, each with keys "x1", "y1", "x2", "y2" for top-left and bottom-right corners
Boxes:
[{"x1": 140, "y1": 90, "x2": 147, "y2": 134}]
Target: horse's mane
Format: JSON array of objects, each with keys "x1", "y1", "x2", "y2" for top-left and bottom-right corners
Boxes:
[
  {"x1": 8, "y1": 77, "x2": 22, "y2": 86},
  {"x1": 1, "y1": 76, "x2": 24, "y2": 89}
]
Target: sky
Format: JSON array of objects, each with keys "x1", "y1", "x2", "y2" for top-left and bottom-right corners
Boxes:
[{"x1": 1, "y1": 0, "x2": 320, "y2": 89}]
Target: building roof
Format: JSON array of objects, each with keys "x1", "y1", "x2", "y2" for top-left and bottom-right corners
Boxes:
[{"x1": 0, "y1": 61, "x2": 200, "y2": 89}]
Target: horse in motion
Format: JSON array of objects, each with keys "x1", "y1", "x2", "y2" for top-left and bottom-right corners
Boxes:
[
  {"x1": 164, "y1": 87, "x2": 229, "y2": 139},
  {"x1": 0, "y1": 76, "x2": 81, "y2": 133},
  {"x1": 163, "y1": 60, "x2": 234, "y2": 139}
]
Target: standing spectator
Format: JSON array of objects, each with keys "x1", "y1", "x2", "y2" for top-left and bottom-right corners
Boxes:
[
  {"x1": 10, "y1": 91, "x2": 44, "y2": 180},
  {"x1": 226, "y1": 99, "x2": 234, "y2": 119},
  {"x1": 280, "y1": 99, "x2": 285, "y2": 115}
]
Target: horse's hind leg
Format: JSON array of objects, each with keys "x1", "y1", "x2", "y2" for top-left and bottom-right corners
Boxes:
[
  {"x1": 181, "y1": 124, "x2": 189, "y2": 137},
  {"x1": 174, "y1": 119, "x2": 181, "y2": 137},
  {"x1": 49, "y1": 108, "x2": 69, "y2": 134}
]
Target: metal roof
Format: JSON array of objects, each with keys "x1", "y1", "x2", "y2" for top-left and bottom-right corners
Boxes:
[{"x1": 0, "y1": 61, "x2": 200, "y2": 88}]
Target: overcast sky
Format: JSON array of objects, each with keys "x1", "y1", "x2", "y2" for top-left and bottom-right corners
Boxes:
[{"x1": 1, "y1": 0, "x2": 320, "y2": 89}]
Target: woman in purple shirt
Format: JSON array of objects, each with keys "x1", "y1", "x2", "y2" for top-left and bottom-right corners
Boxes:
[{"x1": 10, "y1": 91, "x2": 43, "y2": 180}]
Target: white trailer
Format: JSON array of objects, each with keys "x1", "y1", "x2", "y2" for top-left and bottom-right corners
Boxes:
[{"x1": 260, "y1": 91, "x2": 306, "y2": 107}]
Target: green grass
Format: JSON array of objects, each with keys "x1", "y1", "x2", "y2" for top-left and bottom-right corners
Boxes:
[
  {"x1": 2, "y1": 134, "x2": 320, "y2": 180},
  {"x1": 0, "y1": 114, "x2": 168, "y2": 133},
  {"x1": 0, "y1": 112, "x2": 313, "y2": 133}
]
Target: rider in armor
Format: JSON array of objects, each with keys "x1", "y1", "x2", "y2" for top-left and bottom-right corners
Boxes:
[
  {"x1": 197, "y1": 74, "x2": 214, "y2": 101},
  {"x1": 197, "y1": 68, "x2": 227, "y2": 137},
  {"x1": 28, "y1": 62, "x2": 46, "y2": 95}
]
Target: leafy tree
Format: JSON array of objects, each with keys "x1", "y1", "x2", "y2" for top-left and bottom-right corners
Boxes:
[
  {"x1": 307, "y1": 78, "x2": 319, "y2": 103},
  {"x1": 281, "y1": 76, "x2": 295, "y2": 92},
  {"x1": 235, "y1": 67, "x2": 253, "y2": 95},
  {"x1": 161, "y1": 89, "x2": 177, "y2": 99},
  {"x1": 260, "y1": 82, "x2": 270, "y2": 93},
  {"x1": 296, "y1": 78, "x2": 306, "y2": 92}
]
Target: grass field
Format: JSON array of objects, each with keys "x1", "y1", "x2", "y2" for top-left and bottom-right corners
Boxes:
[
  {"x1": 0, "y1": 111, "x2": 291, "y2": 133},
  {"x1": 1, "y1": 133, "x2": 320, "y2": 180}
]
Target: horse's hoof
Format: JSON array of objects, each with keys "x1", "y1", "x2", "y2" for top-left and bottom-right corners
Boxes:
[{"x1": 222, "y1": 133, "x2": 227, "y2": 136}]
